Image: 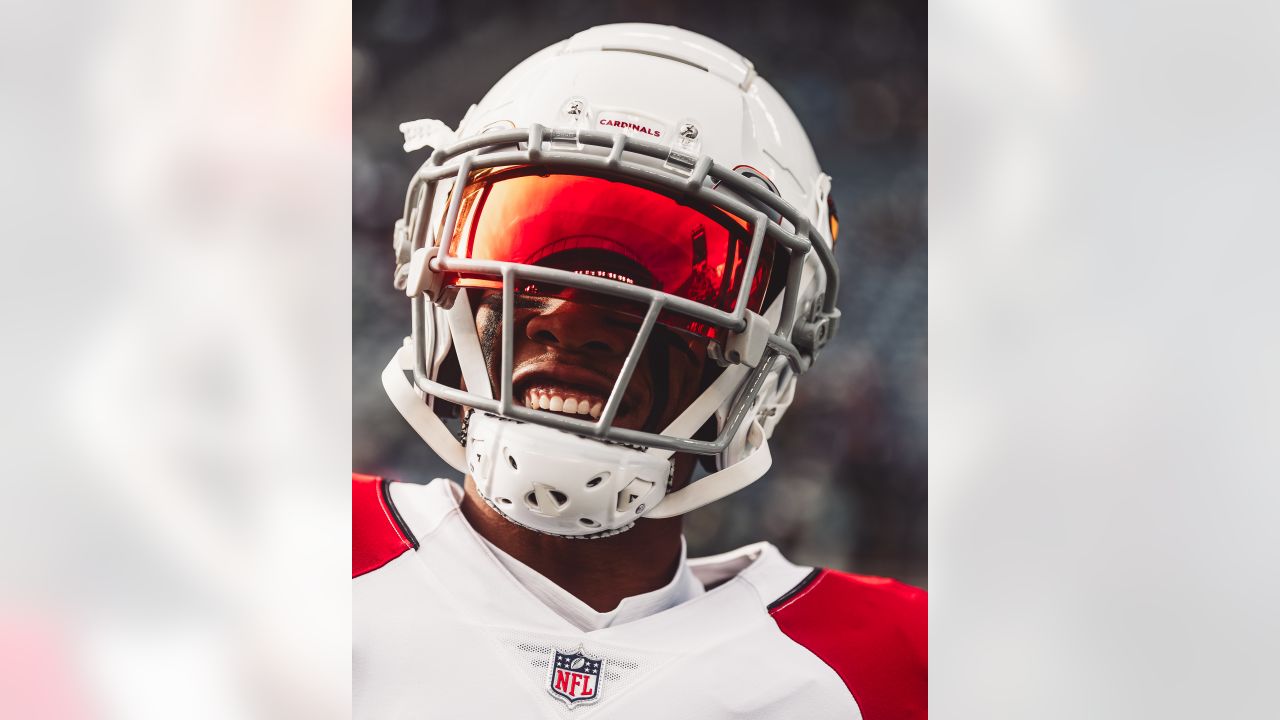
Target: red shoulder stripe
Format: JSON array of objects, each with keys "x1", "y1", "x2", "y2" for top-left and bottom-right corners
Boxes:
[
  {"x1": 352, "y1": 473, "x2": 417, "y2": 578},
  {"x1": 769, "y1": 569, "x2": 927, "y2": 719}
]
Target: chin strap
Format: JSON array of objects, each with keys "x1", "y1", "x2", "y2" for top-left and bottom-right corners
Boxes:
[
  {"x1": 643, "y1": 338, "x2": 780, "y2": 518},
  {"x1": 444, "y1": 291, "x2": 495, "y2": 400},
  {"x1": 382, "y1": 342, "x2": 469, "y2": 473},
  {"x1": 648, "y1": 363, "x2": 750, "y2": 457},
  {"x1": 645, "y1": 421, "x2": 772, "y2": 518},
  {"x1": 386, "y1": 329, "x2": 773, "y2": 519}
]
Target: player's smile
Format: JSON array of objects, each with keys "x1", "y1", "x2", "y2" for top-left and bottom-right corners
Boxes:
[
  {"x1": 478, "y1": 293, "x2": 658, "y2": 431},
  {"x1": 512, "y1": 361, "x2": 628, "y2": 421}
]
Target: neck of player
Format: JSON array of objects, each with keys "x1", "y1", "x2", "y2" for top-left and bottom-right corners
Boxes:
[{"x1": 459, "y1": 456, "x2": 695, "y2": 613}]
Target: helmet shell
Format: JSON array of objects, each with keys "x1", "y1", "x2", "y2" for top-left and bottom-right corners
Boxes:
[{"x1": 457, "y1": 24, "x2": 825, "y2": 225}]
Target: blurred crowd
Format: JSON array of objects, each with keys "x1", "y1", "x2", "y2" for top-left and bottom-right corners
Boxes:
[{"x1": 353, "y1": 0, "x2": 926, "y2": 585}]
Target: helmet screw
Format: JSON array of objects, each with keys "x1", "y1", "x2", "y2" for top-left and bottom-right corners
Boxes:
[
  {"x1": 565, "y1": 100, "x2": 584, "y2": 116},
  {"x1": 635, "y1": 504, "x2": 645, "y2": 514},
  {"x1": 678, "y1": 123, "x2": 699, "y2": 139}
]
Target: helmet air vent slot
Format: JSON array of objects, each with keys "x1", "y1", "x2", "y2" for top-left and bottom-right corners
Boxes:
[{"x1": 616, "y1": 478, "x2": 655, "y2": 513}]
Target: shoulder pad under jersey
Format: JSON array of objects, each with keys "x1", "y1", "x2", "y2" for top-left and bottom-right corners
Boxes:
[
  {"x1": 769, "y1": 568, "x2": 927, "y2": 720},
  {"x1": 353, "y1": 473, "x2": 418, "y2": 578}
]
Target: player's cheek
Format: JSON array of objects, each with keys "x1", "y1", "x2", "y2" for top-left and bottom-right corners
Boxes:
[{"x1": 674, "y1": 345, "x2": 704, "y2": 402}]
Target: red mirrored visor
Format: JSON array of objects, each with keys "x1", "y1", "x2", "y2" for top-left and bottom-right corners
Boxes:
[{"x1": 442, "y1": 167, "x2": 773, "y2": 337}]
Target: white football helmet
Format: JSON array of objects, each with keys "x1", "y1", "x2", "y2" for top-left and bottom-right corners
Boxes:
[{"x1": 384, "y1": 23, "x2": 840, "y2": 538}]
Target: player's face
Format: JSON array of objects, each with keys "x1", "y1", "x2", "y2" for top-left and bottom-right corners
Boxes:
[{"x1": 474, "y1": 291, "x2": 708, "y2": 433}]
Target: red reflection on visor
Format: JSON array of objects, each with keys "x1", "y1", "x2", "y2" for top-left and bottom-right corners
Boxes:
[{"x1": 443, "y1": 168, "x2": 772, "y2": 337}]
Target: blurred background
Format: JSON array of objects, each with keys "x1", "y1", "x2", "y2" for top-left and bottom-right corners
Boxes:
[
  {"x1": 353, "y1": 0, "x2": 928, "y2": 584},
  {"x1": 0, "y1": 2, "x2": 351, "y2": 718},
  {"x1": 4, "y1": 0, "x2": 1279, "y2": 717}
]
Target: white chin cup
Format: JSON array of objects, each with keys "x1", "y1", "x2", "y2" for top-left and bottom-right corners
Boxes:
[{"x1": 465, "y1": 412, "x2": 672, "y2": 537}]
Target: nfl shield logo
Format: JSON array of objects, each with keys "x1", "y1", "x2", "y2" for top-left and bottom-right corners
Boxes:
[{"x1": 547, "y1": 646, "x2": 605, "y2": 707}]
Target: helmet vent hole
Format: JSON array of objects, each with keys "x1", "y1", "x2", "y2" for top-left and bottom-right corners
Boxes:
[
  {"x1": 586, "y1": 474, "x2": 607, "y2": 488},
  {"x1": 496, "y1": 496, "x2": 513, "y2": 505},
  {"x1": 616, "y1": 478, "x2": 656, "y2": 512},
  {"x1": 579, "y1": 518, "x2": 600, "y2": 528},
  {"x1": 506, "y1": 453, "x2": 518, "y2": 470},
  {"x1": 524, "y1": 489, "x2": 569, "y2": 511}
]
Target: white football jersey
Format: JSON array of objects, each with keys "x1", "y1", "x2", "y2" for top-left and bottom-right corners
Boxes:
[{"x1": 353, "y1": 474, "x2": 926, "y2": 719}]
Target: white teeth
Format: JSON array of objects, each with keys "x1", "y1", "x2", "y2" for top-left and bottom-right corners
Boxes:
[{"x1": 521, "y1": 386, "x2": 608, "y2": 418}]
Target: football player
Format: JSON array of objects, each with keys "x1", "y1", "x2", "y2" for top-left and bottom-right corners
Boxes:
[{"x1": 355, "y1": 23, "x2": 925, "y2": 718}]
